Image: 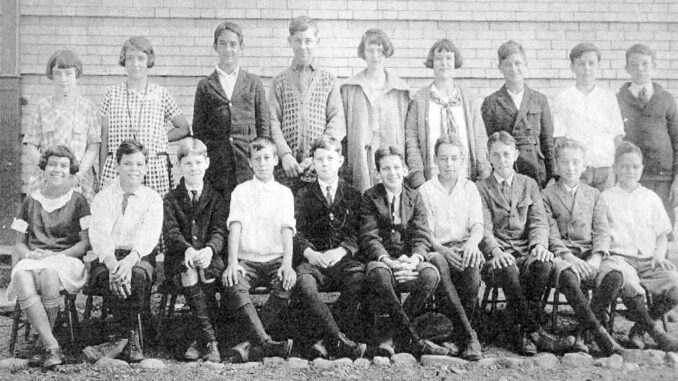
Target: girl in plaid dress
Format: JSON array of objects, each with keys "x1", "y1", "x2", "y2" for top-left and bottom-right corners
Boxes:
[{"x1": 24, "y1": 50, "x2": 101, "y2": 202}]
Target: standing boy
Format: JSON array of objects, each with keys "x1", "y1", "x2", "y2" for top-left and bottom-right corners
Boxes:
[
  {"x1": 617, "y1": 44, "x2": 678, "y2": 222},
  {"x1": 594, "y1": 142, "x2": 678, "y2": 351},
  {"x1": 222, "y1": 137, "x2": 296, "y2": 362},
  {"x1": 552, "y1": 42, "x2": 625, "y2": 191},
  {"x1": 269, "y1": 16, "x2": 345, "y2": 192},
  {"x1": 293, "y1": 135, "x2": 367, "y2": 359},
  {"x1": 163, "y1": 138, "x2": 227, "y2": 362},
  {"x1": 477, "y1": 131, "x2": 572, "y2": 355},
  {"x1": 542, "y1": 138, "x2": 623, "y2": 355},
  {"x1": 361, "y1": 146, "x2": 448, "y2": 358},
  {"x1": 481, "y1": 40, "x2": 555, "y2": 187},
  {"x1": 192, "y1": 21, "x2": 271, "y2": 209}
]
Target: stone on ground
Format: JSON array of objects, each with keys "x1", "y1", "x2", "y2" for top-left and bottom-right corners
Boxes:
[
  {"x1": 332, "y1": 358, "x2": 353, "y2": 367},
  {"x1": 95, "y1": 357, "x2": 130, "y2": 369},
  {"x1": 312, "y1": 358, "x2": 333, "y2": 368},
  {"x1": 666, "y1": 352, "x2": 678, "y2": 368},
  {"x1": 594, "y1": 354, "x2": 624, "y2": 369},
  {"x1": 354, "y1": 358, "x2": 370, "y2": 368},
  {"x1": 373, "y1": 356, "x2": 391, "y2": 366},
  {"x1": 621, "y1": 349, "x2": 665, "y2": 366},
  {"x1": 531, "y1": 353, "x2": 559, "y2": 369},
  {"x1": 287, "y1": 357, "x2": 308, "y2": 368},
  {"x1": 391, "y1": 353, "x2": 418, "y2": 367},
  {"x1": 0, "y1": 358, "x2": 29, "y2": 372},
  {"x1": 202, "y1": 361, "x2": 225, "y2": 371},
  {"x1": 497, "y1": 357, "x2": 525, "y2": 369},
  {"x1": 420, "y1": 355, "x2": 468, "y2": 368},
  {"x1": 263, "y1": 357, "x2": 286, "y2": 366},
  {"x1": 138, "y1": 359, "x2": 166, "y2": 370},
  {"x1": 477, "y1": 357, "x2": 500, "y2": 367},
  {"x1": 562, "y1": 352, "x2": 593, "y2": 367}
]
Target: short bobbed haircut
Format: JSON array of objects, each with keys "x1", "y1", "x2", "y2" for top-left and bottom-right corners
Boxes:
[
  {"x1": 424, "y1": 39, "x2": 463, "y2": 69},
  {"x1": 625, "y1": 43, "x2": 655, "y2": 62},
  {"x1": 614, "y1": 141, "x2": 643, "y2": 163},
  {"x1": 487, "y1": 131, "x2": 516, "y2": 151},
  {"x1": 38, "y1": 145, "x2": 79, "y2": 175},
  {"x1": 116, "y1": 139, "x2": 148, "y2": 164},
  {"x1": 177, "y1": 138, "x2": 208, "y2": 162},
  {"x1": 357, "y1": 29, "x2": 394, "y2": 59},
  {"x1": 249, "y1": 137, "x2": 278, "y2": 158},
  {"x1": 555, "y1": 138, "x2": 587, "y2": 161},
  {"x1": 434, "y1": 135, "x2": 466, "y2": 158},
  {"x1": 374, "y1": 146, "x2": 405, "y2": 171},
  {"x1": 569, "y1": 42, "x2": 601, "y2": 63},
  {"x1": 289, "y1": 15, "x2": 319, "y2": 36},
  {"x1": 311, "y1": 134, "x2": 342, "y2": 156},
  {"x1": 497, "y1": 40, "x2": 525, "y2": 63},
  {"x1": 213, "y1": 21, "x2": 244, "y2": 46},
  {"x1": 46, "y1": 50, "x2": 82, "y2": 79},
  {"x1": 119, "y1": 36, "x2": 155, "y2": 68}
]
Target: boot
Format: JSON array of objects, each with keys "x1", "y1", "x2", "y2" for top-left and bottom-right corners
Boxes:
[
  {"x1": 82, "y1": 338, "x2": 129, "y2": 362},
  {"x1": 461, "y1": 329, "x2": 482, "y2": 361},
  {"x1": 528, "y1": 327, "x2": 575, "y2": 353},
  {"x1": 572, "y1": 330, "x2": 589, "y2": 353},
  {"x1": 124, "y1": 329, "x2": 144, "y2": 363},
  {"x1": 376, "y1": 337, "x2": 395, "y2": 358},
  {"x1": 28, "y1": 341, "x2": 44, "y2": 366},
  {"x1": 331, "y1": 332, "x2": 366, "y2": 360},
  {"x1": 226, "y1": 341, "x2": 251, "y2": 363},
  {"x1": 627, "y1": 324, "x2": 646, "y2": 350},
  {"x1": 203, "y1": 341, "x2": 220, "y2": 363},
  {"x1": 309, "y1": 339, "x2": 329, "y2": 359},
  {"x1": 42, "y1": 347, "x2": 64, "y2": 368},
  {"x1": 261, "y1": 338, "x2": 293, "y2": 359},
  {"x1": 410, "y1": 339, "x2": 449, "y2": 357},
  {"x1": 441, "y1": 342, "x2": 460, "y2": 356},
  {"x1": 520, "y1": 332, "x2": 538, "y2": 356},
  {"x1": 184, "y1": 340, "x2": 201, "y2": 361},
  {"x1": 648, "y1": 323, "x2": 678, "y2": 352},
  {"x1": 593, "y1": 326, "x2": 623, "y2": 356}
]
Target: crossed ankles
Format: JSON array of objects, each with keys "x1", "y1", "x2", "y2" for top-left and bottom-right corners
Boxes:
[{"x1": 226, "y1": 338, "x2": 293, "y2": 363}]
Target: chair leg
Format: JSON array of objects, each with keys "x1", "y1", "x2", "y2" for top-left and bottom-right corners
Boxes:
[
  {"x1": 490, "y1": 287, "x2": 499, "y2": 320},
  {"x1": 155, "y1": 293, "x2": 169, "y2": 344},
  {"x1": 64, "y1": 295, "x2": 75, "y2": 345},
  {"x1": 551, "y1": 288, "x2": 560, "y2": 332},
  {"x1": 137, "y1": 313, "x2": 144, "y2": 351},
  {"x1": 9, "y1": 301, "x2": 21, "y2": 354},
  {"x1": 480, "y1": 286, "x2": 491, "y2": 311},
  {"x1": 608, "y1": 297, "x2": 618, "y2": 333},
  {"x1": 82, "y1": 295, "x2": 94, "y2": 344}
]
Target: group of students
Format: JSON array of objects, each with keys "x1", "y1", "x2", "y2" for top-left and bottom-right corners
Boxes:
[{"x1": 8, "y1": 13, "x2": 678, "y2": 370}]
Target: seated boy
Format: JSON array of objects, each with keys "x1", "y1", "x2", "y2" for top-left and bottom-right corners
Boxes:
[
  {"x1": 361, "y1": 146, "x2": 448, "y2": 357},
  {"x1": 163, "y1": 138, "x2": 227, "y2": 362},
  {"x1": 418, "y1": 135, "x2": 483, "y2": 360},
  {"x1": 594, "y1": 141, "x2": 678, "y2": 351},
  {"x1": 543, "y1": 138, "x2": 622, "y2": 355},
  {"x1": 84, "y1": 139, "x2": 163, "y2": 363},
  {"x1": 293, "y1": 135, "x2": 367, "y2": 359},
  {"x1": 477, "y1": 131, "x2": 572, "y2": 355},
  {"x1": 222, "y1": 137, "x2": 296, "y2": 362}
]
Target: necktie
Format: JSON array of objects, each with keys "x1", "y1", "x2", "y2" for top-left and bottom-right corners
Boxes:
[
  {"x1": 501, "y1": 180, "x2": 511, "y2": 202},
  {"x1": 390, "y1": 195, "x2": 397, "y2": 222},
  {"x1": 638, "y1": 87, "x2": 648, "y2": 106},
  {"x1": 325, "y1": 185, "x2": 333, "y2": 206},
  {"x1": 122, "y1": 192, "x2": 133, "y2": 215},
  {"x1": 191, "y1": 189, "x2": 199, "y2": 206}
]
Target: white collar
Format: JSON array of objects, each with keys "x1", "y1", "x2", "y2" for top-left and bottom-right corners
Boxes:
[
  {"x1": 318, "y1": 178, "x2": 339, "y2": 191},
  {"x1": 385, "y1": 188, "x2": 402, "y2": 203},
  {"x1": 506, "y1": 86, "x2": 525, "y2": 98},
  {"x1": 185, "y1": 181, "x2": 204, "y2": 198},
  {"x1": 31, "y1": 188, "x2": 74, "y2": 213},
  {"x1": 215, "y1": 64, "x2": 239, "y2": 78},
  {"x1": 493, "y1": 172, "x2": 515, "y2": 187},
  {"x1": 434, "y1": 175, "x2": 460, "y2": 194},
  {"x1": 115, "y1": 178, "x2": 141, "y2": 196},
  {"x1": 629, "y1": 82, "x2": 653, "y2": 97},
  {"x1": 252, "y1": 176, "x2": 276, "y2": 189},
  {"x1": 561, "y1": 182, "x2": 579, "y2": 196}
]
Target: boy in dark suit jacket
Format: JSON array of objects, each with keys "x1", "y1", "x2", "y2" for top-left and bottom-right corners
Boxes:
[
  {"x1": 543, "y1": 138, "x2": 622, "y2": 355},
  {"x1": 192, "y1": 21, "x2": 271, "y2": 207},
  {"x1": 477, "y1": 131, "x2": 572, "y2": 355},
  {"x1": 361, "y1": 146, "x2": 448, "y2": 358},
  {"x1": 163, "y1": 138, "x2": 227, "y2": 362},
  {"x1": 293, "y1": 135, "x2": 367, "y2": 359}
]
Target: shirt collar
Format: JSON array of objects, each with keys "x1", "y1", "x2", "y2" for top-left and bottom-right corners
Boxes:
[
  {"x1": 215, "y1": 64, "x2": 239, "y2": 79},
  {"x1": 560, "y1": 181, "x2": 578, "y2": 196},
  {"x1": 115, "y1": 178, "x2": 141, "y2": 196},
  {"x1": 184, "y1": 181, "x2": 204, "y2": 198},
  {"x1": 629, "y1": 82, "x2": 653, "y2": 97},
  {"x1": 493, "y1": 172, "x2": 515, "y2": 187},
  {"x1": 318, "y1": 178, "x2": 339, "y2": 192},
  {"x1": 385, "y1": 188, "x2": 402, "y2": 203},
  {"x1": 433, "y1": 175, "x2": 460, "y2": 194},
  {"x1": 506, "y1": 86, "x2": 525, "y2": 98},
  {"x1": 291, "y1": 57, "x2": 318, "y2": 71},
  {"x1": 430, "y1": 83, "x2": 458, "y2": 101},
  {"x1": 252, "y1": 176, "x2": 277, "y2": 189}
]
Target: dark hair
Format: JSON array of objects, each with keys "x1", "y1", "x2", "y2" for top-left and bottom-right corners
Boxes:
[
  {"x1": 424, "y1": 39, "x2": 463, "y2": 69},
  {"x1": 38, "y1": 145, "x2": 79, "y2": 175},
  {"x1": 46, "y1": 50, "x2": 82, "y2": 79},
  {"x1": 434, "y1": 135, "x2": 465, "y2": 158},
  {"x1": 177, "y1": 138, "x2": 208, "y2": 162},
  {"x1": 625, "y1": 43, "x2": 655, "y2": 63},
  {"x1": 119, "y1": 36, "x2": 155, "y2": 68},
  {"x1": 289, "y1": 15, "x2": 319, "y2": 36},
  {"x1": 249, "y1": 137, "x2": 278, "y2": 158},
  {"x1": 497, "y1": 40, "x2": 525, "y2": 63},
  {"x1": 213, "y1": 21, "x2": 244, "y2": 46},
  {"x1": 115, "y1": 139, "x2": 148, "y2": 164},
  {"x1": 487, "y1": 131, "x2": 516, "y2": 151},
  {"x1": 310, "y1": 134, "x2": 342, "y2": 156},
  {"x1": 555, "y1": 138, "x2": 586, "y2": 161},
  {"x1": 569, "y1": 42, "x2": 601, "y2": 63},
  {"x1": 614, "y1": 141, "x2": 643, "y2": 163},
  {"x1": 374, "y1": 146, "x2": 404, "y2": 171},
  {"x1": 357, "y1": 29, "x2": 394, "y2": 59}
]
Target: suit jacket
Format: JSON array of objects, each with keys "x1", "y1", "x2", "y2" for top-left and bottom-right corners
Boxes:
[
  {"x1": 360, "y1": 183, "x2": 431, "y2": 263},
  {"x1": 163, "y1": 178, "x2": 228, "y2": 276},
  {"x1": 481, "y1": 85, "x2": 555, "y2": 187},
  {"x1": 477, "y1": 173, "x2": 549, "y2": 257},
  {"x1": 294, "y1": 178, "x2": 361, "y2": 266},
  {"x1": 542, "y1": 181, "x2": 610, "y2": 259},
  {"x1": 405, "y1": 84, "x2": 491, "y2": 188},
  {"x1": 192, "y1": 69, "x2": 271, "y2": 198}
]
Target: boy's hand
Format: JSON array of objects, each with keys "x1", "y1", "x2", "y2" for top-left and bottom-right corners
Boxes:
[
  {"x1": 570, "y1": 257, "x2": 594, "y2": 279},
  {"x1": 587, "y1": 253, "x2": 604, "y2": 271},
  {"x1": 652, "y1": 257, "x2": 677, "y2": 272},
  {"x1": 460, "y1": 242, "x2": 484, "y2": 268},
  {"x1": 222, "y1": 263, "x2": 246, "y2": 287},
  {"x1": 324, "y1": 247, "x2": 348, "y2": 267},
  {"x1": 531, "y1": 244, "x2": 554, "y2": 262},
  {"x1": 443, "y1": 248, "x2": 464, "y2": 272},
  {"x1": 393, "y1": 268, "x2": 418, "y2": 283},
  {"x1": 305, "y1": 249, "x2": 329, "y2": 268},
  {"x1": 381, "y1": 257, "x2": 401, "y2": 270},
  {"x1": 282, "y1": 154, "x2": 302, "y2": 177},
  {"x1": 111, "y1": 254, "x2": 135, "y2": 285},
  {"x1": 277, "y1": 264, "x2": 297, "y2": 291},
  {"x1": 491, "y1": 250, "x2": 515, "y2": 269},
  {"x1": 195, "y1": 247, "x2": 213, "y2": 268},
  {"x1": 184, "y1": 247, "x2": 197, "y2": 269}
]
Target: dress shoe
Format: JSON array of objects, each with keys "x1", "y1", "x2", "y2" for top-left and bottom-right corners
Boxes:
[
  {"x1": 309, "y1": 339, "x2": 329, "y2": 359},
  {"x1": 441, "y1": 342, "x2": 460, "y2": 356},
  {"x1": 82, "y1": 338, "x2": 128, "y2": 362},
  {"x1": 124, "y1": 329, "x2": 144, "y2": 363},
  {"x1": 572, "y1": 332, "x2": 589, "y2": 354},
  {"x1": 462, "y1": 329, "x2": 482, "y2": 361},
  {"x1": 593, "y1": 326, "x2": 623, "y2": 355},
  {"x1": 332, "y1": 333, "x2": 366, "y2": 360},
  {"x1": 261, "y1": 338, "x2": 293, "y2": 359},
  {"x1": 28, "y1": 341, "x2": 44, "y2": 367},
  {"x1": 43, "y1": 347, "x2": 64, "y2": 368},
  {"x1": 648, "y1": 323, "x2": 678, "y2": 352},
  {"x1": 375, "y1": 338, "x2": 395, "y2": 358},
  {"x1": 227, "y1": 341, "x2": 251, "y2": 363},
  {"x1": 528, "y1": 328, "x2": 575, "y2": 353},
  {"x1": 184, "y1": 340, "x2": 201, "y2": 361},
  {"x1": 627, "y1": 323, "x2": 646, "y2": 349},
  {"x1": 411, "y1": 339, "x2": 449, "y2": 357},
  {"x1": 521, "y1": 333, "x2": 538, "y2": 356},
  {"x1": 203, "y1": 341, "x2": 221, "y2": 363}
]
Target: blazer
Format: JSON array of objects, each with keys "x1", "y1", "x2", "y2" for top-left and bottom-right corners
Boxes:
[
  {"x1": 293, "y1": 178, "x2": 361, "y2": 266},
  {"x1": 481, "y1": 85, "x2": 556, "y2": 187},
  {"x1": 192, "y1": 69, "x2": 271, "y2": 198},
  {"x1": 405, "y1": 84, "x2": 491, "y2": 188},
  {"x1": 360, "y1": 183, "x2": 431, "y2": 263},
  {"x1": 542, "y1": 181, "x2": 610, "y2": 259},
  {"x1": 477, "y1": 173, "x2": 549, "y2": 257},
  {"x1": 163, "y1": 178, "x2": 228, "y2": 277}
]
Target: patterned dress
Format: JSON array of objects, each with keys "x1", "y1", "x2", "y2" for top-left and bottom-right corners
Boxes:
[{"x1": 23, "y1": 95, "x2": 101, "y2": 202}]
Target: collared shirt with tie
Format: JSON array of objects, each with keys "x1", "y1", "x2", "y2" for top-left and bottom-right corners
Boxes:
[
  {"x1": 386, "y1": 189, "x2": 402, "y2": 224},
  {"x1": 291, "y1": 58, "x2": 317, "y2": 95},
  {"x1": 318, "y1": 178, "x2": 338, "y2": 206},
  {"x1": 215, "y1": 64, "x2": 239, "y2": 99},
  {"x1": 629, "y1": 82, "x2": 653, "y2": 105},
  {"x1": 493, "y1": 172, "x2": 515, "y2": 203}
]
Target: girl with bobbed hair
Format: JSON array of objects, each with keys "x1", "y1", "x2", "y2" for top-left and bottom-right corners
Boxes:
[
  {"x1": 341, "y1": 29, "x2": 410, "y2": 192},
  {"x1": 7, "y1": 145, "x2": 91, "y2": 368}
]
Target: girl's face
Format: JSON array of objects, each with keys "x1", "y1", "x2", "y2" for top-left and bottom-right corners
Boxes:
[
  {"x1": 364, "y1": 42, "x2": 386, "y2": 72},
  {"x1": 44, "y1": 156, "x2": 72, "y2": 188},
  {"x1": 51, "y1": 67, "x2": 78, "y2": 93},
  {"x1": 433, "y1": 50, "x2": 456, "y2": 81},
  {"x1": 124, "y1": 48, "x2": 149, "y2": 81}
]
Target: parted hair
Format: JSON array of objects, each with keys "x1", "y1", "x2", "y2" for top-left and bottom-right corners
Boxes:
[
  {"x1": 177, "y1": 138, "x2": 208, "y2": 162},
  {"x1": 569, "y1": 42, "x2": 601, "y2": 63},
  {"x1": 289, "y1": 15, "x2": 318, "y2": 36},
  {"x1": 497, "y1": 40, "x2": 525, "y2": 63},
  {"x1": 310, "y1": 134, "x2": 342, "y2": 156},
  {"x1": 555, "y1": 138, "x2": 587, "y2": 161},
  {"x1": 434, "y1": 135, "x2": 466, "y2": 157},
  {"x1": 486, "y1": 131, "x2": 516, "y2": 151},
  {"x1": 46, "y1": 50, "x2": 82, "y2": 79},
  {"x1": 249, "y1": 137, "x2": 278, "y2": 158},
  {"x1": 374, "y1": 146, "x2": 405, "y2": 171},
  {"x1": 424, "y1": 39, "x2": 463, "y2": 69},
  {"x1": 625, "y1": 43, "x2": 655, "y2": 62},
  {"x1": 213, "y1": 21, "x2": 243, "y2": 46},
  {"x1": 614, "y1": 141, "x2": 644, "y2": 163},
  {"x1": 116, "y1": 139, "x2": 148, "y2": 164},
  {"x1": 357, "y1": 29, "x2": 394, "y2": 59},
  {"x1": 38, "y1": 145, "x2": 79, "y2": 175},
  {"x1": 119, "y1": 36, "x2": 155, "y2": 68}
]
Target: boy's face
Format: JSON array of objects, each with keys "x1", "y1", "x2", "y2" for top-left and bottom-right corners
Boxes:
[
  {"x1": 288, "y1": 29, "x2": 318, "y2": 65},
  {"x1": 213, "y1": 30, "x2": 242, "y2": 69},
  {"x1": 117, "y1": 152, "x2": 147, "y2": 189},
  {"x1": 433, "y1": 50, "x2": 456, "y2": 81},
  {"x1": 180, "y1": 154, "x2": 210, "y2": 187},
  {"x1": 614, "y1": 152, "x2": 643, "y2": 188},
  {"x1": 498, "y1": 53, "x2": 527, "y2": 87},
  {"x1": 435, "y1": 143, "x2": 464, "y2": 182},
  {"x1": 44, "y1": 156, "x2": 72, "y2": 188},
  {"x1": 312, "y1": 148, "x2": 343, "y2": 183},
  {"x1": 249, "y1": 146, "x2": 278, "y2": 182},
  {"x1": 625, "y1": 53, "x2": 654, "y2": 86},
  {"x1": 488, "y1": 141, "x2": 518, "y2": 179},
  {"x1": 364, "y1": 43, "x2": 386, "y2": 71},
  {"x1": 377, "y1": 155, "x2": 407, "y2": 193},
  {"x1": 556, "y1": 148, "x2": 586, "y2": 187},
  {"x1": 570, "y1": 51, "x2": 599, "y2": 84}
]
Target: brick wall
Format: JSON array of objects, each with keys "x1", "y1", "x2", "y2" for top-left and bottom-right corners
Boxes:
[{"x1": 17, "y1": 0, "x2": 678, "y2": 190}]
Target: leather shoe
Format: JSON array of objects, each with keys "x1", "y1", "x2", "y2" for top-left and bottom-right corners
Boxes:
[
  {"x1": 43, "y1": 347, "x2": 64, "y2": 368},
  {"x1": 82, "y1": 338, "x2": 128, "y2": 362},
  {"x1": 521, "y1": 333, "x2": 538, "y2": 356},
  {"x1": 203, "y1": 341, "x2": 221, "y2": 363},
  {"x1": 594, "y1": 326, "x2": 623, "y2": 355},
  {"x1": 332, "y1": 333, "x2": 366, "y2": 359},
  {"x1": 227, "y1": 341, "x2": 251, "y2": 363},
  {"x1": 376, "y1": 338, "x2": 395, "y2": 358},
  {"x1": 462, "y1": 329, "x2": 482, "y2": 361},
  {"x1": 528, "y1": 328, "x2": 574, "y2": 353},
  {"x1": 262, "y1": 338, "x2": 293, "y2": 359},
  {"x1": 572, "y1": 332, "x2": 589, "y2": 354},
  {"x1": 184, "y1": 340, "x2": 201, "y2": 361},
  {"x1": 124, "y1": 329, "x2": 144, "y2": 363},
  {"x1": 411, "y1": 339, "x2": 449, "y2": 357},
  {"x1": 628, "y1": 324, "x2": 646, "y2": 350}
]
